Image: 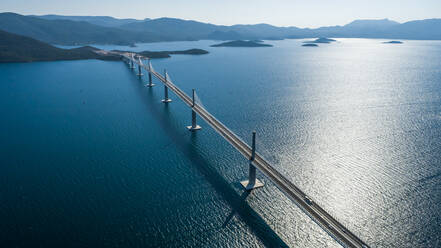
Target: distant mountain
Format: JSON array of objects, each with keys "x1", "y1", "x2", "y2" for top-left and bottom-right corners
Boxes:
[
  {"x1": 121, "y1": 17, "x2": 441, "y2": 41},
  {"x1": 0, "y1": 29, "x2": 119, "y2": 62},
  {"x1": 385, "y1": 19, "x2": 441, "y2": 40},
  {"x1": 206, "y1": 30, "x2": 246, "y2": 40},
  {"x1": 0, "y1": 12, "x2": 162, "y2": 45},
  {"x1": 120, "y1": 17, "x2": 224, "y2": 40},
  {"x1": 344, "y1": 19, "x2": 399, "y2": 29},
  {"x1": 300, "y1": 18, "x2": 441, "y2": 39},
  {"x1": 228, "y1": 23, "x2": 304, "y2": 39},
  {"x1": 121, "y1": 18, "x2": 312, "y2": 40},
  {"x1": 1, "y1": 12, "x2": 441, "y2": 45},
  {"x1": 32, "y1": 15, "x2": 148, "y2": 27}
]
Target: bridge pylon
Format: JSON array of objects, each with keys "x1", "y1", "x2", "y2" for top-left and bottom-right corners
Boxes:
[
  {"x1": 241, "y1": 131, "x2": 264, "y2": 190},
  {"x1": 145, "y1": 60, "x2": 155, "y2": 87},
  {"x1": 187, "y1": 89, "x2": 202, "y2": 131},
  {"x1": 137, "y1": 64, "x2": 144, "y2": 76},
  {"x1": 161, "y1": 69, "x2": 172, "y2": 103},
  {"x1": 129, "y1": 54, "x2": 134, "y2": 69}
]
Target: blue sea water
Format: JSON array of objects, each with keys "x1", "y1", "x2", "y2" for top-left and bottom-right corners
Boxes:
[{"x1": 1, "y1": 39, "x2": 441, "y2": 247}]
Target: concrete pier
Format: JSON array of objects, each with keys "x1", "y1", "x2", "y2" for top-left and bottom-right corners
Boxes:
[
  {"x1": 187, "y1": 89, "x2": 201, "y2": 131},
  {"x1": 145, "y1": 72, "x2": 155, "y2": 87},
  {"x1": 161, "y1": 70, "x2": 172, "y2": 103},
  {"x1": 241, "y1": 131, "x2": 264, "y2": 190},
  {"x1": 137, "y1": 64, "x2": 143, "y2": 76},
  {"x1": 145, "y1": 60, "x2": 155, "y2": 87}
]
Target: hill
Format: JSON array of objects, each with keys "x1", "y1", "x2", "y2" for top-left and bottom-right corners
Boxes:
[
  {"x1": 120, "y1": 17, "x2": 225, "y2": 41},
  {"x1": 385, "y1": 19, "x2": 441, "y2": 40},
  {"x1": 0, "y1": 29, "x2": 119, "y2": 62},
  {"x1": 32, "y1": 15, "x2": 148, "y2": 27},
  {"x1": 0, "y1": 12, "x2": 162, "y2": 45}
]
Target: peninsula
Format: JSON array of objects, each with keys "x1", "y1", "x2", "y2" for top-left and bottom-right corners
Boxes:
[
  {"x1": 0, "y1": 30, "x2": 208, "y2": 62},
  {"x1": 0, "y1": 30, "x2": 120, "y2": 62}
]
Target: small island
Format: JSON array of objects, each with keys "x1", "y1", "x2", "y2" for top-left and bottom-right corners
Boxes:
[
  {"x1": 383, "y1": 41, "x2": 403, "y2": 44},
  {"x1": 302, "y1": 43, "x2": 318, "y2": 47},
  {"x1": 211, "y1": 40, "x2": 273, "y2": 47},
  {"x1": 304, "y1": 37, "x2": 337, "y2": 44}
]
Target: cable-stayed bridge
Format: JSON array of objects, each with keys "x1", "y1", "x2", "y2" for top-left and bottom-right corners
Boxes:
[{"x1": 119, "y1": 52, "x2": 369, "y2": 248}]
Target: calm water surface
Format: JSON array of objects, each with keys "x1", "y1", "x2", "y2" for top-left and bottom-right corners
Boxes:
[{"x1": 1, "y1": 39, "x2": 441, "y2": 247}]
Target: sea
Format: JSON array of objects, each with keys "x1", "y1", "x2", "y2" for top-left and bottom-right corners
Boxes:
[{"x1": 1, "y1": 39, "x2": 440, "y2": 247}]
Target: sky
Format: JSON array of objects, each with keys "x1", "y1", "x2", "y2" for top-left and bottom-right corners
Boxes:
[{"x1": 1, "y1": 0, "x2": 441, "y2": 27}]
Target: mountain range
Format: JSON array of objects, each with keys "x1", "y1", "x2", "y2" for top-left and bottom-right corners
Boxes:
[
  {"x1": 31, "y1": 14, "x2": 149, "y2": 27},
  {"x1": 1, "y1": 12, "x2": 440, "y2": 45}
]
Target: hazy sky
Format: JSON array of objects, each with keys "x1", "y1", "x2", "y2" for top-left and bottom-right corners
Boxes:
[{"x1": 1, "y1": 0, "x2": 440, "y2": 27}]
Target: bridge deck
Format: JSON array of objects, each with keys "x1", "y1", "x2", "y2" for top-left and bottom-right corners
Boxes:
[{"x1": 123, "y1": 54, "x2": 369, "y2": 248}]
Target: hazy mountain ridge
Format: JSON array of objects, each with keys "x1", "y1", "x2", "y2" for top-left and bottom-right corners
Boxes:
[
  {"x1": 0, "y1": 12, "x2": 163, "y2": 45},
  {"x1": 1, "y1": 12, "x2": 441, "y2": 45},
  {"x1": 32, "y1": 14, "x2": 149, "y2": 27}
]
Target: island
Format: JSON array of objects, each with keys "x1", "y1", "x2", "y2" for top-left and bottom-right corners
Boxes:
[
  {"x1": 127, "y1": 49, "x2": 209, "y2": 59},
  {"x1": 304, "y1": 37, "x2": 337, "y2": 44},
  {"x1": 210, "y1": 40, "x2": 273, "y2": 47},
  {"x1": 383, "y1": 41, "x2": 403, "y2": 44},
  {"x1": 302, "y1": 43, "x2": 318, "y2": 47}
]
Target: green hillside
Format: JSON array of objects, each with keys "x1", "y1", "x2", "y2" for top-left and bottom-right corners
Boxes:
[{"x1": 0, "y1": 29, "x2": 119, "y2": 62}]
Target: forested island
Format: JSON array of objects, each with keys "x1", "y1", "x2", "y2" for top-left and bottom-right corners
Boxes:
[
  {"x1": 383, "y1": 41, "x2": 403, "y2": 44},
  {"x1": 137, "y1": 49, "x2": 208, "y2": 58},
  {"x1": 302, "y1": 43, "x2": 319, "y2": 47},
  {"x1": 211, "y1": 40, "x2": 273, "y2": 47}
]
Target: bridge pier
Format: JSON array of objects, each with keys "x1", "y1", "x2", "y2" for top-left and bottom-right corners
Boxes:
[
  {"x1": 241, "y1": 131, "x2": 264, "y2": 190},
  {"x1": 162, "y1": 85, "x2": 172, "y2": 103},
  {"x1": 145, "y1": 60, "x2": 155, "y2": 87},
  {"x1": 129, "y1": 59, "x2": 134, "y2": 69},
  {"x1": 137, "y1": 64, "x2": 143, "y2": 76},
  {"x1": 187, "y1": 89, "x2": 201, "y2": 131},
  {"x1": 161, "y1": 70, "x2": 172, "y2": 103},
  {"x1": 145, "y1": 72, "x2": 155, "y2": 87}
]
